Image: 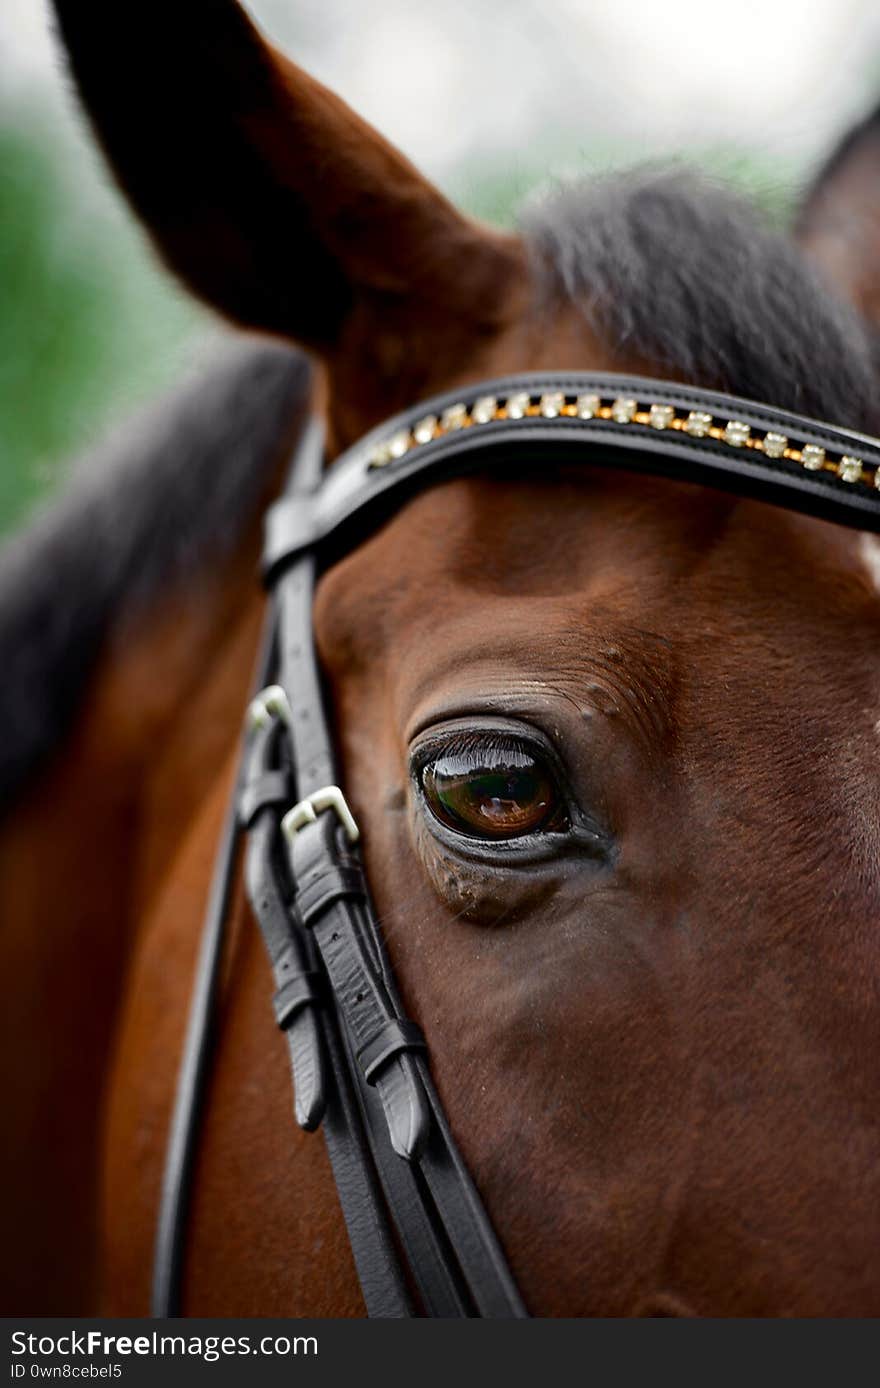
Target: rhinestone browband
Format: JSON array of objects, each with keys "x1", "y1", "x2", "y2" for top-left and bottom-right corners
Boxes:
[
  {"x1": 263, "y1": 372, "x2": 880, "y2": 578},
  {"x1": 369, "y1": 389, "x2": 875, "y2": 489}
]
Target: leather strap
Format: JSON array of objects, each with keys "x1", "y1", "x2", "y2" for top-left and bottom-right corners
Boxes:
[
  {"x1": 357, "y1": 1021, "x2": 427, "y2": 1085},
  {"x1": 288, "y1": 811, "x2": 434, "y2": 1164},
  {"x1": 242, "y1": 719, "x2": 328, "y2": 1130},
  {"x1": 238, "y1": 768, "x2": 292, "y2": 828},
  {"x1": 264, "y1": 371, "x2": 880, "y2": 579},
  {"x1": 241, "y1": 710, "x2": 415, "y2": 1317},
  {"x1": 267, "y1": 515, "x2": 527, "y2": 1316},
  {"x1": 241, "y1": 415, "x2": 526, "y2": 1315}
]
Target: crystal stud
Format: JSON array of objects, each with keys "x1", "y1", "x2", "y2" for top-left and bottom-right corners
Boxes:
[
  {"x1": 762, "y1": 432, "x2": 788, "y2": 458},
  {"x1": 801, "y1": 444, "x2": 826, "y2": 471},
  {"x1": 471, "y1": 396, "x2": 497, "y2": 425},
  {"x1": 838, "y1": 455, "x2": 863, "y2": 483},
  {"x1": 723, "y1": 420, "x2": 750, "y2": 447},
  {"x1": 441, "y1": 403, "x2": 468, "y2": 431},
  {"x1": 412, "y1": 414, "x2": 438, "y2": 445},
  {"x1": 505, "y1": 392, "x2": 531, "y2": 420},
  {"x1": 685, "y1": 411, "x2": 712, "y2": 438},
  {"x1": 649, "y1": 403, "x2": 675, "y2": 430},
  {"x1": 611, "y1": 397, "x2": 637, "y2": 424},
  {"x1": 387, "y1": 428, "x2": 411, "y2": 460},
  {"x1": 540, "y1": 392, "x2": 565, "y2": 418},
  {"x1": 576, "y1": 393, "x2": 601, "y2": 418},
  {"x1": 369, "y1": 440, "x2": 393, "y2": 468}
]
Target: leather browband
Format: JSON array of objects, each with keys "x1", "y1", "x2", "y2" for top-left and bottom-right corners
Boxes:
[{"x1": 263, "y1": 371, "x2": 880, "y2": 579}]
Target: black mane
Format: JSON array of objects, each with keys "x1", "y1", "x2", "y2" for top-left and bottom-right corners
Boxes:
[
  {"x1": 0, "y1": 338, "x2": 310, "y2": 809},
  {"x1": 522, "y1": 167, "x2": 880, "y2": 433}
]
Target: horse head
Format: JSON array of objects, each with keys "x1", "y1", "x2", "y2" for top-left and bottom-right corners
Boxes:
[{"x1": 36, "y1": 0, "x2": 880, "y2": 1315}]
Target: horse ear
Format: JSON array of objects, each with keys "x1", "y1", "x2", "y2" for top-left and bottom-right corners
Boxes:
[
  {"x1": 51, "y1": 1, "x2": 523, "y2": 394},
  {"x1": 795, "y1": 105, "x2": 880, "y2": 325}
]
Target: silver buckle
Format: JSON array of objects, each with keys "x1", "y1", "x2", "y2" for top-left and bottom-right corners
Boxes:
[{"x1": 282, "y1": 787, "x2": 360, "y2": 845}]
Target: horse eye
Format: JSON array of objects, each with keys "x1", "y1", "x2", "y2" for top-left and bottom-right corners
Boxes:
[{"x1": 419, "y1": 738, "x2": 565, "y2": 840}]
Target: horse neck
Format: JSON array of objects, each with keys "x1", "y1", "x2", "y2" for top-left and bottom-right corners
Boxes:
[{"x1": 0, "y1": 508, "x2": 270, "y2": 1310}]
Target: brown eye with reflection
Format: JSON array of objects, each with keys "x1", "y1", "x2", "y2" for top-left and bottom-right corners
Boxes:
[{"x1": 420, "y1": 740, "x2": 564, "y2": 840}]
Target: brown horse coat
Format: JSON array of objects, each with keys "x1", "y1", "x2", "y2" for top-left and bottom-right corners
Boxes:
[{"x1": 2, "y1": 1, "x2": 880, "y2": 1315}]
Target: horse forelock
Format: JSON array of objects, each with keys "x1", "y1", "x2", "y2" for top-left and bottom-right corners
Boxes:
[{"x1": 521, "y1": 167, "x2": 880, "y2": 431}]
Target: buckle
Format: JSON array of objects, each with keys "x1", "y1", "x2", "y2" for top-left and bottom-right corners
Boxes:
[
  {"x1": 246, "y1": 684, "x2": 293, "y2": 731},
  {"x1": 282, "y1": 786, "x2": 360, "y2": 845}
]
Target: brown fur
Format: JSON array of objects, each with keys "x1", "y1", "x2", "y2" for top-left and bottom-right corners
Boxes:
[{"x1": 6, "y1": 0, "x2": 879, "y2": 1314}]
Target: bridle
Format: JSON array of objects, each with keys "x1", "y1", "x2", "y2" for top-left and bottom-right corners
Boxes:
[{"x1": 150, "y1": 370, "x2": 880, "y2": 1318}]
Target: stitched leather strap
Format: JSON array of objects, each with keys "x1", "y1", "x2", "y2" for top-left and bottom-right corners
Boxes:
[
  {"x1": 264, "y1": 371, "x2": 880, "y2": 578},
  {"x1": 295, "y1": 860, "x2": 367, "y2": 926}
]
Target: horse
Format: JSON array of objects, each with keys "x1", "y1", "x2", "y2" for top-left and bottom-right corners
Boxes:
[{"x1": 2, "y1": 0, "x2": 879, "y2": 1316}]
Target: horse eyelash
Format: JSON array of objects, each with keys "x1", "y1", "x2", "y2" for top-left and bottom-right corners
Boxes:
[{"x1": 414, "y1": 731, "x2": 547, "y2": 773}]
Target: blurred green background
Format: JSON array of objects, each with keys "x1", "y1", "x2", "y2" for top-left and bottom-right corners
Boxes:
[
  {"x1": 0, "y1": 118, "x2": 206, "y2": 532},
  {"x1": 3, "y1": 0, "x2": 880, "y2": 536}
]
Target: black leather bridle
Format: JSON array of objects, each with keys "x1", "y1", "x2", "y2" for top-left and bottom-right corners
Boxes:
[{"x1": 151, "y1": 371, "x2": 880, "y2": 1318}]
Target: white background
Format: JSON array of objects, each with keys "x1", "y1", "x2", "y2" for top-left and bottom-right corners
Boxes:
[{"x1": 3, "y1": 0, "x2": 880, "y2": 189}]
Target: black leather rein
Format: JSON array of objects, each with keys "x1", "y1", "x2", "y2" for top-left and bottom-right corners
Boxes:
[{"x1": 151, "y1": 371, "x2": 880, "y2": 1319}]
